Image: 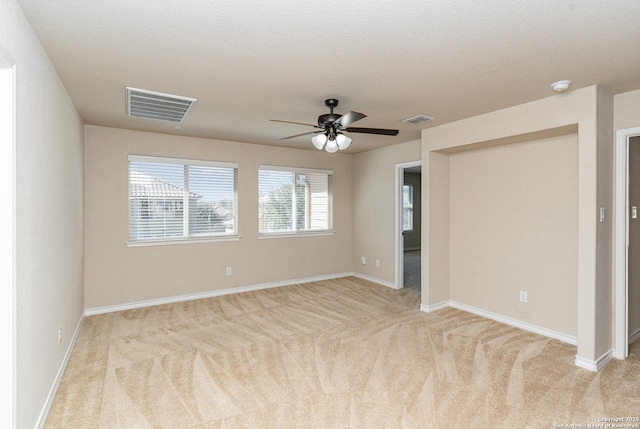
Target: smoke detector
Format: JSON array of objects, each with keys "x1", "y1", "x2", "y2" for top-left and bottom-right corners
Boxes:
[
  {"x1": 551, "y1": 80, "x2": 572, "y2": 93},
  {"x1": 126, "y1": 87, "x2": 196, "y2": 123}
]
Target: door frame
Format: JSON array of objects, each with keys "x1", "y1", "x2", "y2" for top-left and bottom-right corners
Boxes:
[
  {"x1": 0, "y1": 43, "x2": 16, "y2": 429},
  {"x1": 395, "y1": 160, "x2": 422, "y2": 289},
  {"x1": 614, "y1": 126, "x2": 640, "y2": 359}
]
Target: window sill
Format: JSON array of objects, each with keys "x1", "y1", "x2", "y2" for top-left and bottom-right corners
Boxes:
[
  {"x1": 258, "y1": 230, "x2": 335, "y2": 240},
  {"x1": 126, "y1": 235, "x2": 240, "y2": 247}
]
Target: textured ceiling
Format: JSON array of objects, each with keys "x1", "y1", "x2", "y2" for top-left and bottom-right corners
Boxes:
[{"x1": 16, "y1": 0, "x2": 640, "y2": 153}]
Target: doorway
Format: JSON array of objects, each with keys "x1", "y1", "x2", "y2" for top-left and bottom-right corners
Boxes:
[
  {"x1": 628, "y1": 137, "x2": 640, "y2": 351},
  {"x1": 615, "y1": 128, "x2": 640, "y2": 359},
  {"x1": 395, "y1": 161, "x2": 421, "y2": 293}
]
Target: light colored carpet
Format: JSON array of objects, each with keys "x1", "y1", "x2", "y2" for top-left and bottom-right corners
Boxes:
[{"x1": 45, "y1": 277, "x2": 640, "y2": 428}]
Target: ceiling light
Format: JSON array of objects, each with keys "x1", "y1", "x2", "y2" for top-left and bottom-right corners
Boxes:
[
  {"x1": 551, "y1": 80, "x2": 572, "y2": 92},
  {"x1": 324, "y1": 138, "x2": 339, "y2": 153},
  {"x1": 336, "y1": 133, "x2": 352, "y2": 150},
  {"x1": 311, "y1": 128, "x2": 352, "y2": 153},
  {"x1": 311, "y1": 134, "x2": 327, "y2": 150}
]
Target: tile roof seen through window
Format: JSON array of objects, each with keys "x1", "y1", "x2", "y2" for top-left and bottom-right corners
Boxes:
[{"x1": 129, "y1": 171, "x2": 201, "y2": 199}]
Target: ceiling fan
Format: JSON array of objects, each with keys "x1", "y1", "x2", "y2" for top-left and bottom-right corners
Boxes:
[{"x1": 270, "y1": 98, "x2": 399, "y2": 152}]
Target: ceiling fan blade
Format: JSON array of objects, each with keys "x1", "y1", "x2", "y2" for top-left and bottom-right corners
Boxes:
[
  {"x1": 269, "y1": 119, "x2": 321, "y2": 128},
  {"x1": 335, "y1": 111, "x2": 366, "y2": 128},
  {"x1": 345, "y1": 127, "x2": 399, "y2": 136},
  {"x1": 280, "y1": 130, "x2": 324, "y2": 140}
]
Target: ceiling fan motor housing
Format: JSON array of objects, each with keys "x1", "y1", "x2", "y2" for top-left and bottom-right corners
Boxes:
[{"x1": 317, "y1": 113, "x2": 342, "y2": 127}]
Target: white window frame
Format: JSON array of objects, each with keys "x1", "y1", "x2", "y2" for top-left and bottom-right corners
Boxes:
[
  {"x1": 403, "y1": 183, "x2": 414, "y2": 232},
  {"x1": 127, "y1": 155, "x2": 239, "y2": 246},
  {"x1": 258, "y1": 165, "x2": 334, "y2": 238}
]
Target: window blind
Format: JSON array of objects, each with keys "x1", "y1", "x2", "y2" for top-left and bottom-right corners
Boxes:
[
  {"x1": 258, "y1": 166, "x2": 333, "y2": 234},
  {"x1": 129, "y1": 156, "x2": 237, "y2": 242},
  {"x1": 403, "y1": 184, "x2": 414, "y2": 231}
]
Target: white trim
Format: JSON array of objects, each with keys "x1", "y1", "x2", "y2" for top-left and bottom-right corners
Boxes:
[
  {"x1": 352, "y1": 272, "x2": 398, "y2": 290},
  {"x1": 129, "y1": 154, "x2": 238, "y2": 169},
  {"x1": 449, "y1": 301, "x2": 577, "y2": 345},
  {"x1": 127, "y1": 235, "x2": 240, "y2": 247},
  {"x1": 35, "y1": 316, "x2": 84, "y2": 429},
  {"x1": 420, "y1": 300, "x2": 579, "y2": 346},
  {"x1": 0, "y1": 44, "x2": 16, "y2": 429},
  {"x1": 574, "y1": 349, "x2": 614, "y2": 372},
  {"x1": 614, "y1": 127, "x2": 640, "y2": 359},
  {"x1": 395, "y1": 161, "x2": 422, "y2": 290},
  {"x1": 85, "y1": 272, "x2": 353, "y2": 316},
  {"x1": 420, "y1": 301, "x2": 449, "y2": 313},
  {"x1": 258, "y1": 230, "x2": 335, "y2": 239},
  {"x1": 630, "y1": 327, "x2": 640, "y2": 345},
  {"x1": 259, "y1": 165, "x2": 333, "y2": 175}
]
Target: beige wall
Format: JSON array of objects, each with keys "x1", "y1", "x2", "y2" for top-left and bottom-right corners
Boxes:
[
  {"x1": 422, "y1": 85, "x2": 613, "y2": 364},
  {"x1": 351, "y1": 140, "x2": 421, "y2": 286},
  {"x1": 449, "y1": 135, "x2": 578, "y2": 335},
  {"x1": 1, "y1": 1, "x2": 85, "y2": 427},
  {"x1": 84, "y1": 126, "x2": 353, "y2": 309},
  {"x1": 425, "y1": 152, "x2": 450, "y2": 306},
  {"x1": 403, "y1": 173, "x2": 422, "y2": 250},
  {"x1": 595, "y1": 86, "x2": 614, "y2": 355},
  {"x1": 614, "y1": 89, "x2": 640, "y2": 132}
]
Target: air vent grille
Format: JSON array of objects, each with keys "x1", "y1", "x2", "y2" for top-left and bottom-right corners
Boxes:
[
  {"x1": 402, "y1": 115, "x2": 434, "y2": 125},
  {"x1": 126, "y1": 87, "x2": 196, "y2": 123}
]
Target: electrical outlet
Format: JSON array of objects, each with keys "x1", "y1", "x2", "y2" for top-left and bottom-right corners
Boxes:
[
  {"x1": 57, "y1": 325, "x2": 62, "y2": 344},
  {"x1": 226, "y1": 267, "x2": 232, "y2": 276},
  {"x1": 360, "y1": 257, "x2": 367, "y2": 265},
  {"x1": 375, "y1": 259, "x2": 380, "y2": 268},
  {"x1": 519, "y1": 291, "x2": 528, "y2": 303}
]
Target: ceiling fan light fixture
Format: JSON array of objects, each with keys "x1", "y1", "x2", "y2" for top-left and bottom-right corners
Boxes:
[
  {"x1": 336, "y1": 133, "x2": 352, "y2": 150},
  {"x1": 275, "y1": 98, "x2": 398, "y2": 152},
  {"x1": 325, "y1": 138, "x2": 339, "y2": 153},
  {"x1": 311, "y1": 133, "x2": 327, "y2": 150}
]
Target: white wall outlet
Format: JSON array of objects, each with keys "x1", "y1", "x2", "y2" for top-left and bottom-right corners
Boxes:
[
  {"x1": 519, "y1": 291, "x2": 528, "y2": 303},
  {"x1": 360, "y1": 257, "x2": 367, "y2": 265},
  {"x1": 57, "y1": 325, "x2": 62, "y2": 344},
  {"x1": 226, "y1": 267, "x2": 232, "y2": 276},
  {"x1": 375, "y1": 259, "x2": 380, "y2": 268}
]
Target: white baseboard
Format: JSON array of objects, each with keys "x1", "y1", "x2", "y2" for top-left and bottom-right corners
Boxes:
[
  {"x1": 36, "y1": 314, "x2": 84, "y2": 429},
  {"x1": 449, "y1": 301, "x2": 577, "y2": 345},
  {"x1": 351, "y1": 272, "x2": 398, "y2": 290},
  {"x1": 630, "y1": 327, "x2": 640, "y2": 345},
  {"x1": 574, "y1": 349, "x2": 614, "y2": 372},
  {"x1": 85, "y1": 272, "x2": 354, "y2": 316},
  {"x1": 420, "y1": 301, "x2": 449, "y2": 313},
  {"x1": 420, "y1": 300, "x2": 577, "y2": 345}
]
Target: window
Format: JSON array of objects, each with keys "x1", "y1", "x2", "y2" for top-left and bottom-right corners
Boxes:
[
  {"x1": 258, "y1": 165, "x2": 332, "y2": 235},
  {"x1": 403, "y1": 184, "x2": 413, "y2": 231},
  {"x1": 128, "y1": 156, "x2": 237, "y2": 242}
]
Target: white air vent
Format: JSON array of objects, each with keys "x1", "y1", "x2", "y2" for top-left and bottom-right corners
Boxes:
[
  {"x1": 402, "y1": 115, "x2": 434, "y2": 125},
  {"x1": 126, "y1": 87, "x2": 196, "y2": 123}
]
